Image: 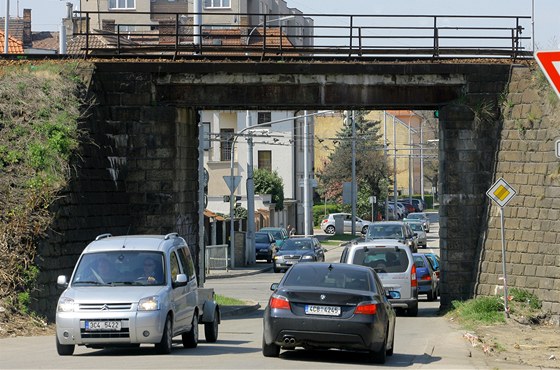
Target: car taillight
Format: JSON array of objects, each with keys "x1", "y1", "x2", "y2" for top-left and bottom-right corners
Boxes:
[
  {"x1": 354, "y1": 302, "x2": 378, "y2": 315},
  {"x1": 321, "y1": 219, "x2": 327, "y2": 224},
  {"x1": 435, "y1": 271, "x2": 440, "y2": 279},
  {"x1": 269, "y1": 294, "x2": 290, "y2": 310},
  {"x1": 411, "y1": 264, "x2": 417, "y2": 287},
  {"x1": 420, "y1": 274, "x2": 432, "y2": 281}
]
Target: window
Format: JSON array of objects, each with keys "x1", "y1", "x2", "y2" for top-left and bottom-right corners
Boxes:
[
  {"x1": 258, "y1": 150, "x2": 272, "y2": 171},
  {"x1": 204, "y1": 0, "x2": 230, "y2": 8},
  {"x1": 177, "y1": 247, "x2": 196, "y2": 280},
  {"x1": 220, "y1": 129, "x2": 234, "y2": 161},
  {"x1": 202, "y1": 122, "x2": 210, "y2": 150},
  {"x1": 258, "y1": 111, "x2": 271, "y2": 125},
  {"x1": 109, "y1": 0, "x2": 135, "y2": 10},
  {"x1": 169, "y1": 252, "x2": 181, "y2": 280}
]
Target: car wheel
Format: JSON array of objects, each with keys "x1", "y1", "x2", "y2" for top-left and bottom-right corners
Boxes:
[
  {"x1": 369, "y1": 333, "x2": 387, "y2": 364},
  {"x1": 262, "y1": 335, "x2": 280, "y2": 357},
  {"x1": 56, "y1": 336, "x2": 75, "y2": 356},
  {"x1": 155, "y1": 315, "x2": 173, "y2": 354},
  {"x1": 325, "y1": 225, "x2": 335, "y2": 234},
  {"x1": 204, "y1": 309, "x2": 219, "y2": 343},
  {"x1": 182, "y1": 313, "x2": 198, "y2": 348},
  {"x1": 407, "y1": 302, "x2": 419, "y2": 317}
]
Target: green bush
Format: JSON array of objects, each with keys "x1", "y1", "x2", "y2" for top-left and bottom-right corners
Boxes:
[
  {"x1": 450, "y1": 296, "x2": 506, "y2": 329},
  {"x1": 509, "y1": 288, "x2": 542, "y2": 310}
]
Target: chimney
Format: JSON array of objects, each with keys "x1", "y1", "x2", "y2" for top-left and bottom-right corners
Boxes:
[
  {"x1": 23, "y1": 9, "x2": 31, "y2": 47},
  {"x1": 66, "y1": 3, "x2": 73, "y2": 19}
]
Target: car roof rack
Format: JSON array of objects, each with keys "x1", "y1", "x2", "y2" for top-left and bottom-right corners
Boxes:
[
  {"x1": 95, "y1": 233, "x2": 112, "y2": 241},
  {"x1": 164, "y1": 232, "x2": 179, "y2": 240}
]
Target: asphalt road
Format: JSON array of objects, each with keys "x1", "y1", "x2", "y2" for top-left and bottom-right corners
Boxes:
[{"x1": 0, "y1": 215, "x2": 535, "y2": 369}]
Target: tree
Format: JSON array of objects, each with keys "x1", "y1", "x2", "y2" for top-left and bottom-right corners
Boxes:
[
  {"x1": 316, "y1": 111, "x2": 391, "y2": 218},
  {"x1": 254, "y1": 168, "x2": 284, "y2": 211}
]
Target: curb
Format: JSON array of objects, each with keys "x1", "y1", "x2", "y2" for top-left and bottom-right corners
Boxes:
[
  {"x1": 206, "y1": 266, "x2": 272, "y2": 279},
  {"x1": 220, "y1": 302, "x2": 261, "y2": 318}
]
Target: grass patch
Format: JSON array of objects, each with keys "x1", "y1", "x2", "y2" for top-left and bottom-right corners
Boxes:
[
  {"x1": 320, "y1": 233, "x2": 362, "y2": 248},
  {"x1": 446, "y1": 289, "x2": 543, "y2": 331},
  {"x1": 215, "y1": 294, "x2": 248, "y2": 306}
]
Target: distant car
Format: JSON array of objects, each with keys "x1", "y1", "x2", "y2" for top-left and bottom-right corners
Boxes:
[
  {"x1": 412, "y1": 253, "x2": 438, "y2": 301},
  {"x1": 364, "y1": 221, "x2": 418, "y2": 252},
  {"x1": 262, "y1": 262, "x2": 396, "y2": 363},
  {"x1": 255, "y1": 231, "x2": 275, "y2": 263},
  {"x1": 340, "y1": 239, "x2": 418, "y2": 316},
  {"x1": 320, "y1": 213, "x2": 373, "y2": 234},
  {"x1": 404, "y1": 212, "x2": 430, "y2": 232},
  {"x1": 399, "y1": 198, "x2": 424, "y2": 212},
  {"x1": 405, "y1": 221, "x2": 427, "y2": 248},
  {"x1": 424, "y1": 253, "x2": 441, "y2": 290},
  {"x1": 259, "y1": 227, "x2": 289, "y2": 248},
  {"x1": 272, "y1": 237, "x2": 325, "y2": 273}
]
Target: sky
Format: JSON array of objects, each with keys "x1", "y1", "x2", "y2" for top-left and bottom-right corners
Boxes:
[{"x1": 1, "y1": 0, "x2": 559, "y2": 50}]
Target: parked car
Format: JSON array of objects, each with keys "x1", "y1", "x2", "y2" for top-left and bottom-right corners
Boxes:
[
  {"x1": 364, "y1": 221, "x2": 418, "y2": 252},
  {"x1": 55, "y1": 233, "x2": 220, "y2": 356},
  {"x1": 399, "y1": 198, "x2": 424, "y2": 212},
  {"x1": 339, "y1": 239, "x2": 418, "y2": 316},
  {"x1": 404, "y1": 212, "x2": 430, "y2": 232},
  {"x1": 255, "y1": 231, "x2": 275, "y2": 263},
  {"x1": 425, "y1": 252, "x2": 441, "y2": 289},
  {"x1": 259, "y1": 227, "x2": 289, "y2": 248},
  {"x1": 412, "y1": 253, "x2": 438, "y2": 301},
  {"x1": 272, "y1": 237, "x2": 325, "y2": 273},
  {"x1": 405, "y1": 221, "x2": 427, "y2": 248},
  {"x1": 320, "y1": 213, "x2": 373, "y2": 234},
  {"x1": 262, "y1": 262, "x2": 396, "y2": 363}
]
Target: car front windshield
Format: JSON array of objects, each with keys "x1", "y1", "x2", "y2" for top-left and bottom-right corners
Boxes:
[
  {"x1": 255, "y1": 234, "x2": 270, "y2": 243},
  {"x1": 409, "y1": 223, "x2": 423, "y2": 232},
  {"x1": 280, "y1": 240, "x2": 312, "y2": 251},
  {"x1": 72, "y1": 251, "x2": 165, "y2": 286}
]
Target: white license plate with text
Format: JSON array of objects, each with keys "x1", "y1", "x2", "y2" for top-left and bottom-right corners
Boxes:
[
  {"x1": 85, "y1": 320, "x2": 121, "y2": 331},
  {"x1": 304, "y1": 305, "x2": 341, "y2": 316}
]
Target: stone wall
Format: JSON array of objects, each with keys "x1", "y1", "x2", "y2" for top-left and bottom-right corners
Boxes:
[
  {"x1": 31, "y1": 68, "x2": 200, "y2": 320},
  {"x1": 476, "y1": 64, "x2": 560, "y2": 313}
]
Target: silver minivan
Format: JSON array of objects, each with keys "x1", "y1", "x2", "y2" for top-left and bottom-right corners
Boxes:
[
  {"x1": 55, "y1": 233, "x2": 219, "y2": 355},
  {"x1": 340, "y1": 239, "x2": 418, "y2": 316}
]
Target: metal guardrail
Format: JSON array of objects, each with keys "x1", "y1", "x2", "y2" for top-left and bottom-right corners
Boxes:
[
  {"x1": 205, "y1": 244, "x2": 229, "y2": 273},
  {"x1": 70, "y1": 11, "x2": 532, "y2": 60}
]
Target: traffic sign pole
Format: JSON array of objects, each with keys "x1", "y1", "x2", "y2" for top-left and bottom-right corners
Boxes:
[{"x1": 499, "y1": 207, "x2": 510, "y2": 318}]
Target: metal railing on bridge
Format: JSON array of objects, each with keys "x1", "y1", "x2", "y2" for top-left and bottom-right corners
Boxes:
[{"x1": 68, "y1": 11, "x2": 532, "y2": 60}]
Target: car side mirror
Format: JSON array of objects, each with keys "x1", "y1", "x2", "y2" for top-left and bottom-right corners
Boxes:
[
  {"x1": 270, "y1": 283, "x2": 279, "y2": 291},
  {"x1": 57, "y1": 275, "x2": 68, "y2": 289},
  {"x1": 172, "y1": 273, "x2": 188, "y2": 288}
]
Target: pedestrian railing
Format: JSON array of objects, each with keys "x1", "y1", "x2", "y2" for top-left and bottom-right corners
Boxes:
[
  {"x1": 205, "y1": 244, "x2": 229, "y2": 274},
  {"x1": 67, "y1": 11, "x2": 531, "y2": 60}
]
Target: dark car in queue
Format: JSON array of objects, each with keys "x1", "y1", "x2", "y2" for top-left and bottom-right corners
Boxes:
[
  {"x1": 412, "y1": 253, "x2": 438, "y2": 301},
  {"x1": 255, "y1": 231, "x2": 275, "y2": 263},
  {"x1": 262, "y1": 262, "x2": 396, "y2": 364},
  {"x1": 272, "y1": 237, "x2": 325, "y2": 273}
]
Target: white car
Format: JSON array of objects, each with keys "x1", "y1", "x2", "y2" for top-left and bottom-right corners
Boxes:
[
  {"x1": 320, "y1": 213, "x2": 373, "y2": 234},
  {"x1": 55, "y1": 233, "x2": 220, "y2": 356}
]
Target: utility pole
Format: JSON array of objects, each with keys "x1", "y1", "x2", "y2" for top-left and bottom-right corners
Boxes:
[
  {"x1": 351, "y1": 110, "x2": 357, "y2": 236},
  {"x1": 4, "y1": 0, "x2": 9, "y2": 54},
  {"x1": 303, "y1": 111, "x2": 310, "y2": 236}
]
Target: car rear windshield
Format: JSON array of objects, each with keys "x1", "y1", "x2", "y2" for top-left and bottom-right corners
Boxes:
[
  {"x1": 351, "y1": 247, "x2": 409, "y2": 273},
  {"x1": 367, "y1": 225, "x2": 403, "y2": 239},
  {"x1": 283, "y1": 265, "x2": 373, "y2": 291}
]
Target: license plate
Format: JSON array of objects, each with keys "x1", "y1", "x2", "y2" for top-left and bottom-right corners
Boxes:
[
  {"x1": 305, "y1": 305, "x2": 341, "y2": 316},
  {"x1": 85, "y1": 320, "x2": 121, "y2": 331}
]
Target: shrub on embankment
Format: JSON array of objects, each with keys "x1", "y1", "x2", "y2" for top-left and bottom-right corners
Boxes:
[{"x1": 0, "y1": 61, "x2": 89, "y2": 319}]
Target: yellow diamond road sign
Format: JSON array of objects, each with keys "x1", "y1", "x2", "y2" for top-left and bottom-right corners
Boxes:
[{"x1": 486, "y1": 178, "x2": 517, "y2": 207}]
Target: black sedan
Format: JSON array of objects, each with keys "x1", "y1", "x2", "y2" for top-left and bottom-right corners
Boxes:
[
  {"x1": 262, "y1": 262, "x2": 396, "y2": 364},
  {"x1": 272, "y1": 237, "x2": 325, "y2": 273}
]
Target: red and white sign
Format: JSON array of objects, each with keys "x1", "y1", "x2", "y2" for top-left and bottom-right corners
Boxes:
[{"x1": 535, "y1": 50, "x2": 560, "y2": 99}]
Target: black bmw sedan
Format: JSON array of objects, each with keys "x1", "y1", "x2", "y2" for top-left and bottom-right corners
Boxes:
[{"x1": 262, "y1": 262, "x2": 396, "y2": 364}]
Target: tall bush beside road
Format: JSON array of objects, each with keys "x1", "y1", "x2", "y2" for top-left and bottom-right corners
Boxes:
[{"x1": 0, "y1": 61, "x2": 87, "y2": 317}]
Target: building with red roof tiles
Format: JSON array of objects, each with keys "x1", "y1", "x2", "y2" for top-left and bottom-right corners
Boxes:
[{"x1": 0, "y1": 31, "x2": 24, "y2": 53}]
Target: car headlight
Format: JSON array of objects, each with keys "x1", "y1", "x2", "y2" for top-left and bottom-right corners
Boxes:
[
  {"x1": 301, "y1": 255, "x2": 313, "y2": 260},
  {"x1": 138, "y1": 296, "x2": 160, "y2": 311},
  {"x1": 57, "y1": 297, "x2": 75, "y2": 312}
]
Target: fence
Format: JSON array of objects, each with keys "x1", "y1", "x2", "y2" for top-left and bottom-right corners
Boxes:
[
  {"x1": 205, "y1": 244, "x2": 229, "y2": 274},
  {"x1": 68, "y1": 11, "x2": 531, "y2": 60}
]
